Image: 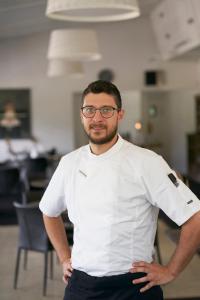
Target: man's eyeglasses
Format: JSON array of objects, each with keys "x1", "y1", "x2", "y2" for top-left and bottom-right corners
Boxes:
[{"x1": 81, "y1": 106, "x2": 120, "y2": 119}]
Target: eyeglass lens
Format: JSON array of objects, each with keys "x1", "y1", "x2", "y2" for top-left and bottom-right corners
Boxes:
[{"x1": 82, "y1": 106, "x2": 117, "y2": 118}]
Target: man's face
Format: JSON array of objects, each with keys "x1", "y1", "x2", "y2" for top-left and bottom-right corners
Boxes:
[{"x1": 81, "y1": 92, "x2": 124, "y2": 145}]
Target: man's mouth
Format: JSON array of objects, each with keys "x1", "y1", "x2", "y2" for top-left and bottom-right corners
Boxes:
[{"x1": 90, "y1": 125, "x2": 106, "y2": 131}]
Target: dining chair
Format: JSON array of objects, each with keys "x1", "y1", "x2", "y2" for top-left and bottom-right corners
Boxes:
[
  {"x1": 24, "y1": 157, "x2": 49, "y2": 181},
  {"x1": 0, "y1": 166, "x2": 26, "y2": 224},
  {"x1": 61, "y1": 211, "x2": 74, "y2": 246},
  {"x1": 13, "y1": 201, "x2": 54, "y2": 296}
]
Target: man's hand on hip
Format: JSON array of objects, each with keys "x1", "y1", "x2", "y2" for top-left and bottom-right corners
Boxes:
[{"x1": 129, "y1": 261, "x2": 175, "y2": 292}]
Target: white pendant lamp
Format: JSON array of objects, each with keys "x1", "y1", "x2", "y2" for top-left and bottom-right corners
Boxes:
[
  {"x1": 47, "y1": 59, "x2": 84, "y2": 77},
  {"x1": 47, "y1": 59, "x2": 68, "y2": 77},
  {"x1": 68, "y1": 61, "x2": 84, "y2": 77},
  {"x1": 46, "y1": 0, "x2": 140, "y2": 22},
  {"x1": 47, "y1": 29, "x2": 101, "y2": 61}
]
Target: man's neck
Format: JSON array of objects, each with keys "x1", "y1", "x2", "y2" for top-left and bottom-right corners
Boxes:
[{"x1": 89, "y1": 135, "x2": 118, "y2": 155}]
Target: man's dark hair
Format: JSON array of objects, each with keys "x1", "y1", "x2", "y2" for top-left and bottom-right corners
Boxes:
[{"x1": 82, "y1": 80, "x2": 122, "y2": 109}]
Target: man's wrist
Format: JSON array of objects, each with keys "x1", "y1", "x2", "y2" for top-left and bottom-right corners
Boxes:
[
  {"x1": 60, "y1": 255, "x2": 71, "y2": 265},
  {"x1": 165, "y1": 264, "x2": 178, "y2": 279}
]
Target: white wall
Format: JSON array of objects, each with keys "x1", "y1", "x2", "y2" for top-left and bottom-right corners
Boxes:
[
  {"x1": 141, "y1": 91, "x2": 170, "y2": 158},
  {"x1": 139, "y1": 90, "x2": 198, "y2": 174},
  {"x1": 166, "y1": 90, "x2": 197, "y2": 173},
  {"x1": 119, "y1": 90, "x2": 142, "y2": 143},
  {"x1": 0, "y1": 16, "x2": 199, "y2": 155}
]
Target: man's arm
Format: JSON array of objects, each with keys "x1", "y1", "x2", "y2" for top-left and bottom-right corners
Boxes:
[
  {"x1": 130, "y1": 210, "x2": 200, "y2": 292},
  {"x1": 43, "y1": 214, "x2": 73, "y2": 283}
]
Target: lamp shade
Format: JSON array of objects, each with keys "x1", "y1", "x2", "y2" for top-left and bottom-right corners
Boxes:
[
  {"x1": 46, "y1": 0, "x2": 140, "y2": 22},
  {"x1": 47, "y1": 59, "x2": 84, "y2": 77},
  {"x1": 68, "y1": 61, "x2": 84, "y2": 77},
  {"x1": 47, "y1": 29, "x2": 101, "y2": 61}
]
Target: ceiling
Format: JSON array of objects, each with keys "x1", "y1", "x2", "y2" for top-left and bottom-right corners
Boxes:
[{"x1": 0, "y1": 0, "x2": 161, "y2": 40}]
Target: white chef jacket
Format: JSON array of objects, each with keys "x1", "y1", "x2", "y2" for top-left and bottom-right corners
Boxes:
[{"x1": 39, "y1": 135, "x2": 200, "y2": 276}]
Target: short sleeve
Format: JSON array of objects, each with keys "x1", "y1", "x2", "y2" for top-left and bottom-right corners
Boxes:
[
  {"x1": 142, "y1": 154, "x2": 200, "y2": 226},
  {"x1": 39, "y1": 157, "x2": 68, "y2": 217}
]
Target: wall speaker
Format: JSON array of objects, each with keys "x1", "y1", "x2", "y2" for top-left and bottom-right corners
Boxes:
[
  {"x1": 144, "y1": 70, "x2": 165, "y2": 86},
  {"x1": 144, "y1": 70, "x2": 157, "y2": 85}
]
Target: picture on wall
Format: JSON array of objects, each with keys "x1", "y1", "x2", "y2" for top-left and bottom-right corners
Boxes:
[{"x1": 0, "y1": 89, "x2": 31, "y2": 139}]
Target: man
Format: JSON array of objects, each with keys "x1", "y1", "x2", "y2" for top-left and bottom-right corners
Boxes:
[{"x1": 39, "y1": 80, "x2": 200, "y2": 300}]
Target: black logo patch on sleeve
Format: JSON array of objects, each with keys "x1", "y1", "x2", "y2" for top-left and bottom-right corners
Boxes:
[
  {"x1": 168, "y1": 173, "x2": 179, "y2": 187},
  {"x1": 187, "y1": 200, "x2": 193, "y2": 205}
]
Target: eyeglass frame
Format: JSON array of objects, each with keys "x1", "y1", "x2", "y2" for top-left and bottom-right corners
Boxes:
[{"x1": 81, "y1": 105, "x2": 120, "y2": 119}]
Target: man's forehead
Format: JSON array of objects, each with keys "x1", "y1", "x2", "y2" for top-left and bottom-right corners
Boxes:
[{"x1": 83, "y1": 92, "x2": 116, "y2": 105}]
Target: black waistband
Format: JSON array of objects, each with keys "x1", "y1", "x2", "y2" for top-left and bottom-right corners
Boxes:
[{"x1": 70, "y1": 269, "x2": 146, "y2": 290}]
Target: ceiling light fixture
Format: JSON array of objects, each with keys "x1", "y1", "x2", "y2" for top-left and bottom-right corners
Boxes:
[
  {"x1": 47, "y1": 29, "x2": 101, "y2": 61},
  {"x1": 47, "y1": 59, "x2": 84, "y2": 77},
  {"x1": 46, "y1": 0, "x2": 140, "y2": 22}
]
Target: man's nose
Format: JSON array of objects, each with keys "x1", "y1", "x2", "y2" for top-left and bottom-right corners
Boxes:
[{"x1": 93, "y1": 109, "x2": 103, "y2": 122}]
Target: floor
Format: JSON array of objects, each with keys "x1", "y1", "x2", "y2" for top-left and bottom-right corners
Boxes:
[{"x1": 0, "y1": 220, "x2": 200, "y2": 300}]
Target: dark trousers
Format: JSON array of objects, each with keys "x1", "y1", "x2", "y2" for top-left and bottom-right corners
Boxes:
[{"x1": 64, "y1": 269, "x2": 163, "y2": 300}]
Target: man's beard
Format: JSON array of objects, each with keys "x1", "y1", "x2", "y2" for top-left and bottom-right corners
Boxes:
[{"x1": 84, "y1": 124, "x2": 118, "y2": 145}]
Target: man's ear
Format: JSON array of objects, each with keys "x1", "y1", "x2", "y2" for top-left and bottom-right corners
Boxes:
[
  {"x1": 80, "y1": 109, "x2": 84, "y2": 124},
  {"x1": 118, "y1": 109, "x2": 124, "y2": 121}
]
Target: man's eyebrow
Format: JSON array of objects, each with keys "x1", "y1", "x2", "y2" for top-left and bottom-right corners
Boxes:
[{"x1": 84, "y1": 105, "x2": 114, "y2": 107}]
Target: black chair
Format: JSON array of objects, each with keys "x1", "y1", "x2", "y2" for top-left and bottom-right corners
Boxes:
[
  {"x1": 22, "y1": 157, "x2": 49, "y2": 196},
  {"x1": 13, "y1": 202, "x2": 54, "y2": 296},
  {"x1": 61, "y1": 211, "x2": 74, "y2": 246},
  {"x1": 24, "y1": 157, "x2": 48, "y2": 181},
  {"x1": 0, "y1": 166, "x2": 26, "y2": 224}
]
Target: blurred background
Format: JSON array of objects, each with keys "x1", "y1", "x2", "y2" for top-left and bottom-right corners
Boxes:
[{"x1": 0, "y1": 1, "x2": 200, "y2": 299}]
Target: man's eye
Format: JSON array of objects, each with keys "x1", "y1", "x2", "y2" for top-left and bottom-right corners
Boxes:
[
  {"x1": 86, "y1": 107, "x2": 94, "y2": 113},
  {"x1": 102, "y1": 108, "x2": 111, "y2": 113}
]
